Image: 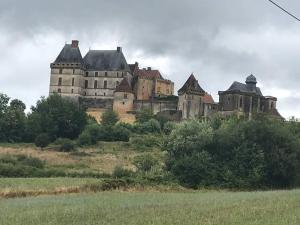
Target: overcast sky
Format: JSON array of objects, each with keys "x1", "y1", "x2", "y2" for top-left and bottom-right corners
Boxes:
[{"x1": 0, "y1": 0, "x2": 300, "y2": 118}]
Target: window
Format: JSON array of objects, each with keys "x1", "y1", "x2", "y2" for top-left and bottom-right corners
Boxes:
[
  {"x1": 94, "y1": 80, "x2": 98, "y2": 89},
  {"x1": 85, "y1": 80, "x2": 88, "y2": 89},
  {"x1": 58, "y1": 88, "x2": 61, "y2": 93},
  {"x1": 124, "y1": 94, "x2": 128, "y2": 99},
  {"x1": 104, "y1": 80, "x2": 107, "y2": 89},
  {"x1": 84, "y1": 92, "x2": 86, "y2": 96},
  {"x1": 59, "y1": 69, "x2": 63, "y2": 74},
  {"x1": 73, "y1": 69, "x2": 75, "y2": 74},
  {"x1": 105, "y1": 72, "x2": 108, "y2": 77},
  {"x1": 85, "y1": 72, "x2": 89, "y2": 77},
  {"x1": 95, "y1": 93, "x2": 97, "y2": 96},
  {"x1": 157, "y1": 87, "x2": 161, "y2": 93},
  {"x1": 239, "y1": 97, "x2": 243, "y2": 108},
  {"x1": 117, "y1": 72, "x2": 119, "y2": 77},
  {"x1": 71, "y1": 89, "x2": 74, "y2": 93},
  {"x1": 271, "y1": 102, "x2": 274, "y2": 109},
  {"x1": 104, "y1": 92, "x2": 106, "y2": 96},
  {"x1": 167, "y1": 89, "x2": 169, "y2": 94},
  {"x1": 122, "y1": 72, "x2": 124, "y2": 77},
  {"x1": 116, "y1": 81, "x2": 119, "y2": 87},
  {"x1": 72, "y1": 78, "x2": 75, "y2": 86},
  {"x1": 58, "y1": 77, "x2": 62, "y2": 86},
  {"x1": 95, "y1": 72, "x2": 98, "y2": 77}
]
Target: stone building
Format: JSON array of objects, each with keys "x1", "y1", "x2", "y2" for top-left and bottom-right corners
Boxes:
[
  {"x1": 49, "y1": 40, "x2": 176, "y2": 122},
  {"x1": 218, "y1": 75, "x2": 282, "y2": 119},
  {"x1": 49, "y1": 40, "x2": 282, "y2": 122}
]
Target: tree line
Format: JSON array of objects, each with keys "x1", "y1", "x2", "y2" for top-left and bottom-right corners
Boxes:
[{"x1": 0, "y1": 92, "x2": 300, "y2": 189}]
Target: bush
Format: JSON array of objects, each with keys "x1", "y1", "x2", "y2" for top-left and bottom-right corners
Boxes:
[
  {"x1": 133, "y1": 154, "x2": 159, "y2": 173},
  {"x1": 112, "y1": 166, "x2": 133, "y2": 178},
  {"x1": 111, "y1": 125, "x2": 130, "y2": 142},
  {"x1": 101, "y1": 110, "x2": 119, "y2": 127},
  {"x1": 78, "y1": 131, "x2": 92, "y2": 146},
  {"x1": 136, "y1": 109, "x2": 154, "y2": 123},
  {"x1": 35, "y1": 133, "x2": 50, "y2": 149},
  {"x1": 54, "y1": 138, "x2": 76, "y2": 152},
  {"x1": 163, "y1": 121, "x2": 177, "y2": 135},
  {"x1": 136, "y1": 119, "x2": 161, "y2": 134},
  {"x1": 130, "y1": 135, "x2": 162, "y2": 151}
]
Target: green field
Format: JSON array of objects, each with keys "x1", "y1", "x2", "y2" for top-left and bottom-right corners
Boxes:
[{"x1": 0, "y1": 189, "x2": 299, "y2": 225}]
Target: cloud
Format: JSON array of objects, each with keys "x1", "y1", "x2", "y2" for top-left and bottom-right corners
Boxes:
[{"x1": 0, "y1": 0, "x2": 300, "y2": 117}]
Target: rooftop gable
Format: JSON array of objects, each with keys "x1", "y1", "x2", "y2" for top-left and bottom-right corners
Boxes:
[{"x1": 178, "y1": 74, "x2": 206, "y2": 95}]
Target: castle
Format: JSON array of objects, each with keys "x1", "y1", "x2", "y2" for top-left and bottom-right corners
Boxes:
[{"x1": 49, "y1": 40, "x2": 282, "y2": 121}]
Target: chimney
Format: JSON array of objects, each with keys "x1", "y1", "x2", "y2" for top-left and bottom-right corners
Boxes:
[
  {"x1": 71, "y1": 40, "x2": 79, "y2": 48},
  {"x1": 147, "y1": 67, "x2": 151, "y2": 71},
  {"x1": 117, "y1": 46, "x2": 122, "y2": 52}
]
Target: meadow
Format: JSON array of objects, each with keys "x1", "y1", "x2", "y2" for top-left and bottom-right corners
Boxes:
[{"x1": 0, "y1": 189, "x2": 299, "y2": 225}]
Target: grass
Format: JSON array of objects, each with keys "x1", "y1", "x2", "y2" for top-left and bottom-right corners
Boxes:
[
  {"x1": 0, "y1": 141, "x2": 163, "y2": 174},
  {"x1": 0, "y1": 190, "x2": 299, "y2": 225}
]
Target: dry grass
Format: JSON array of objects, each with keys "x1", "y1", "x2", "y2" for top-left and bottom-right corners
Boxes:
[{"x1": 0, "y1": 142, "x2": 151, "y2": 174}]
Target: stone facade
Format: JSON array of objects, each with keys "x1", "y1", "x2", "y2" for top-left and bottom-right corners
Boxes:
[
  {"x1": 218, "y1": 75, "x2": 282, "y2": 119},
  {"x1": 49, "y1": 40, "x2": 282, "y2": 122}
]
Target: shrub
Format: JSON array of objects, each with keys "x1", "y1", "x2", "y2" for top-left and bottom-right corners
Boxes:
[
  {"x1": 163, "y1": 121, "x2": 177, "y2": 135},
  {"x1": 111, "y1": 125, "x2": 130, "y2": 142},
  {"x1": 130, "y1": 135, "x2": 162, "y2": 151},
  {"x1": 35, "y1": 133, "x2": 50, "y2": 149},
  {"x1": 112, "y1": 166, "x2": 133, "y2": 178},
  {"x1": 136, "y1": 109, "x2": 154, "y2": 123},
  {"x1": 101, "y1": 110, "x2": 119, "y2": 127},
  {"x1": 54, "y1": 138, "x2": 76, "y2": 152},
  {"x1": 78, "y1": 131, "x2": 92, "y2": 146},
  {"x1": 133, "y1": 154, "x2": 159, "y2": 172},
  {"x1": 136, "y1": 119, "x2": 161, "y2": 133}
]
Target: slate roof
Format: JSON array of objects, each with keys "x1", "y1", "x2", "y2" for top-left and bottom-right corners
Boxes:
[
  {"x1": 246, "y1": 74, "x2": 257, "y2": 84},
  {"x1": 83, "y1": 50, "x2": 130, "y2": 71},
  {"x1": 115, "y1": 78, "x2": 133, "y2": 93},
  {"x1": 178, "y1": 74, "x2": 206, "y2": 95},
  {"x1": 221, "y1": 81, "x2": 263, "y2": 96},
  {"x1": 54, "y1": 44, "x2": 84, "y2": 64}
]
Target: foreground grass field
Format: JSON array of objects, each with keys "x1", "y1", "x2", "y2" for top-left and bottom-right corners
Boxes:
[{"x1": 0, "y1": 190, "x2": 299, "y2": 225}]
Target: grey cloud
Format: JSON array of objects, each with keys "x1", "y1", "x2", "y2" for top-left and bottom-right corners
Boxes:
[{"x1": 0, "y1": 0, "x2": 300, "y2": 117}]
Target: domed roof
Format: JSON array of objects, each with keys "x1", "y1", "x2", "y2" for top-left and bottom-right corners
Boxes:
[{"x1": 246, "y1": 74, "x2": 257, "y2": 84}]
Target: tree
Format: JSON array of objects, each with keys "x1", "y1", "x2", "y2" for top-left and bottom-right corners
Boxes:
[
  {"x1": 136, "y1": 109, "x2": 154, "y2": 123},
  {"x1": 35, "y1": 133, "x2": 50, "y2": 149},
  {"x1": 26, "y1": 94, "x2": 87, "y2": 141},
  {"x1": 101, "y1": 110, "x2": 119, "y2": 127}
]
